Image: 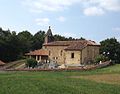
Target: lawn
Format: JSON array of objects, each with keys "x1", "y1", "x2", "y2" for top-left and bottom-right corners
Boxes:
[{"x1": 0, "y1": 64, "x2": 120, "y2": 94}]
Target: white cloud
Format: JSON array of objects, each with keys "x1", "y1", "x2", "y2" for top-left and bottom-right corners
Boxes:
[
  {"x1": 22, "y1": 0, "x2": 120, "y2": 16},
  {"x1": 99, "y1": 0, "x2": 120, "y2": 11},
  {"x1": 57, "y1": 16, "x2": 66, "y2": 22},
  {"x1": 35, "y1": 18, "x2": 50, "y2": 26},
  {"x1": 84, "y1": 6, "x2": 104, "y2": 16},
  {"x1": 22, "y1": 0, "x2": 81, "y2": 13},
  {"x1": 83, "y1": 0, "x2": 120, "y2": 16}
]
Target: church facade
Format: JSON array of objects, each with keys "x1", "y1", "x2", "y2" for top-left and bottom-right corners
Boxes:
[{"x1": 26, "y1": 27, "x2": 100, "y2": 65}]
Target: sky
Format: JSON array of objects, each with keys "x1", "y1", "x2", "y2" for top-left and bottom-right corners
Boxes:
[{"x1": 0, "y1": 0, "x2": 120, "y2": 43}]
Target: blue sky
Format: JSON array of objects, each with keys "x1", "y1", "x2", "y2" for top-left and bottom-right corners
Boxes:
[{"x1": 0, "y1": 0, "x2": 120, "y2": 42}]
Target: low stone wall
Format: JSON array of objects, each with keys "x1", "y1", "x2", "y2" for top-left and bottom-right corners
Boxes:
[{"x1": 2, "y1": 61, "x2": 111, "y2": 72}]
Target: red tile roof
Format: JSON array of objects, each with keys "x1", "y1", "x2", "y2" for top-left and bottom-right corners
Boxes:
[
  {"x1": 43, "y1": 40, "x2": 100, "y2": 50},
  {"x1": 25, "y1": 49, "x2": 49, "y2": 56},
  {"x1": 26, "y1": 40, "x2": 100, "y2": 56},
  {"x1": 0, "y1": 60, "x2": 5, "y2": 66}
]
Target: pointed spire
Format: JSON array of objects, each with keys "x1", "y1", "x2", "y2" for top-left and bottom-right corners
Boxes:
[
  {"x1": 44, "y1": 26, "x2": 54, "y2": 44},
  {"x1": 46, "y1": 26, "x2": 52, "y2": 36}
]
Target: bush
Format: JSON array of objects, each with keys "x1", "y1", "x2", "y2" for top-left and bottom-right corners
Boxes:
[
  {"x1": 26, "y1": 58, "x2": 37, "y2": 68},
  {"x1": 94, "y1": 55, "x2": 109, "y2": 64}
]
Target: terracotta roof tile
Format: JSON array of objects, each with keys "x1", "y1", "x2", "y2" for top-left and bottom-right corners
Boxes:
[
  {"x1": 43, "y1": 41, "x2": 71, "y2": 46},
  {"x1": 43, "y1": 40, "x2": 100, "y2": 51},
  {"x1": 25, "y1": 49, "x2": 49, "y2": 56}
]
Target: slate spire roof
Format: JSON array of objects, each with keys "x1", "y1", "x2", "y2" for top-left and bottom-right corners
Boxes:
[
  {"x1": 46, "y1": 26, "x2": 53, "y2": 37},
  {"x1": 44, "y1": 26, "x2": 54, "y2": 43}
]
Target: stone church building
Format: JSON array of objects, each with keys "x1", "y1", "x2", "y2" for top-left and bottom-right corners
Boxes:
[{"x1": 26, "y1": 27, "x2": 100, "y2": 66}]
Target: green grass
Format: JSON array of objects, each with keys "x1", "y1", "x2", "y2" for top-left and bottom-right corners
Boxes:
[{"x1": 0, "y1": 64, "x2": 120, "y2": 94}]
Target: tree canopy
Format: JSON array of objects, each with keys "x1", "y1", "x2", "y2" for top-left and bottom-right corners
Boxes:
[{"x1": 100, "y1": 38, "x2": 120, "y2": 63}]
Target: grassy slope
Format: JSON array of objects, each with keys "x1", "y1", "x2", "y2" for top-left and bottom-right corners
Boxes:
[
  {"x1": 4, "y1": 60, "x2": 25, "y2": 69},
  {"x1": 0, "y1": 64, "x2": 120, "y2": 94}
]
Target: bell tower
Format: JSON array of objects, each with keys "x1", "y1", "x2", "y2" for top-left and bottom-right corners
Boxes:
[{"x1": 44, "y1": 26, "x2": 54, "y2": 44}]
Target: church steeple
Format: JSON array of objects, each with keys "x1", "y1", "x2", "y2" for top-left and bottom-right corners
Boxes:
[{"x1": 44, "y1": 26, "x2": 54, "y2": 44}]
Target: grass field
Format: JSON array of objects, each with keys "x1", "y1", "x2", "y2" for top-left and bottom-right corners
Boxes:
[{"x1": 0, "y1": 64, "x2": 120, "y2": 94}]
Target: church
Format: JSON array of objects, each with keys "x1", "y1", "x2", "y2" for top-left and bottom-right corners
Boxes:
[{"x1": 26, "y1": 26, "x2": 100, "y2": 66}]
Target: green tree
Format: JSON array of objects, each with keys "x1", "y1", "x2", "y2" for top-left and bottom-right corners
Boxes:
[
  {"x1": 26, "y1": 58, "x2": 37, "y2": 68},
  {"x1": 54, "y1": 34, "x2": 68, "y2": 41},
  {"x1": 100, "y1": 38, "x2": 120, "y2": 63},
  {"x1": 18, "y1": 31, "x2": 33, "y2": 54},
  {"x1": 0, "y1": 28, "x2": 11, "y2": 62},
  {"x1": 31, "y1": 31, "x2": 45, "y2": 50},
  {"x1": 0, "y1": 29, "x2": 22, "y2": 62}
]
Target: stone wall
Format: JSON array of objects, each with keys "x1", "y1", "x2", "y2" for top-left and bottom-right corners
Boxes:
[
  {"x1": 82, "y1": 46, "x2": 100, "y2": 64},
  {"x1": 43, "y1": 45, "x2": 100, "y2": 65},
  {"x1": 44, "y1": 45, "x2": 67, "y2": 64},
  {"x1": 65, "y1": 51, "x2": 81, "y2": 64}
]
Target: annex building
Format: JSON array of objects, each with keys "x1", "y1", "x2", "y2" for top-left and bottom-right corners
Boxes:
[{"x1": 26, "y1": 27, "x2": 100, "y2": 66}]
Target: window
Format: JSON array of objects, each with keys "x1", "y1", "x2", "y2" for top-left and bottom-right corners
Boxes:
[{"x1": 71, "y1": 53, "x2": 74, "y2": 58}]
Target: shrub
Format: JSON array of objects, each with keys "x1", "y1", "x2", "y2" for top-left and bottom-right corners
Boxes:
[
  {"x1": 94, "y1": 55, "x2": 109, "y2": 64},
  {"x1": 26, "y1": 58, "x2": 37, "y2": 68}
]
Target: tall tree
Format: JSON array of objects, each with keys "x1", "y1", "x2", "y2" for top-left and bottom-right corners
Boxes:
[
  {"x1": 31, "y1": 31, "x2": 45, "y2": 50},
  {"x1": 0, "y1": 29, "x2": 21, "y2": 62},
  {"x1": 18, "y1": 31, "x2": 33, "y2": 54},
  {"x1": 100, "y1": 38, "x2": 120, "y2": 63}
]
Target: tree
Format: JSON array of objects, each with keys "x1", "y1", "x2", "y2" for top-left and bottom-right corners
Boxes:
[
  {"x1": 100, "y1": 38, "x2": 120, "y2": 63},
  {"x1": 0, "y1": 29, "x2": 22, "y2": 62},
  {"x1": 0, "y1": 28, "x2": 11, "y2": 62},
  {"x1": 18, "y1": 31, "x2": 33, "y2": 54},
  {"x1": 54, "y1": 34, "x2": 68, "y2": 41},
  {"x1": 31, "y1": 31, "x2": 45, "y2": 50},
  {"x1": 26, "y1": 58, "x2": 37, "y2": 68}
]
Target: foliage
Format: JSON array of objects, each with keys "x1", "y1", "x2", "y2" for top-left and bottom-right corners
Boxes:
[
  {"x1": 26, "y1": 58, "x2": 37, "y2": 68},
  {"x1": 31, "y1": 31, "x2": 45, "y2": 50},
  {"x1": 94, "y1": 54, "x2": 109, "y2": 64},
  {"x1": 0, "y1": 28, "x2": 45, "y2": 62},
  {"x1": 18, "y1": 30, "x2": 33, "y2": 54},
  {"x1": 54, "y1": 34, "x2": 68, "y2": 41},
  {"x1": 0, "y1": 29, "x2": 21, "y2": 62},
  {"x1": 53, "y1": 34, "x2": 85, "y2": 41},
  {"x1": 100, "y1": 38, "x2": 120, "y2": 64}
]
